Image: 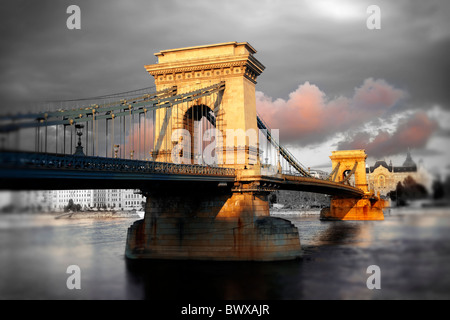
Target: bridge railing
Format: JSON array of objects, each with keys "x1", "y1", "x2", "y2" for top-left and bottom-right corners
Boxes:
[
  {"x1": 0, "y1": 151, "x2": 236, "y2": 177},
  {"x1": 281, "y1": 173, "x2": 365, "y2": 196},
  {"x1": 256, "y1": 113, "x2": 312, "y2": 178}
]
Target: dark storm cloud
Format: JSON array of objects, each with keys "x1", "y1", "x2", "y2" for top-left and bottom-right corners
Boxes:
[
  {"x1": 336, "y1": 111, "x2": 439, "y2": 158},
  {"x1": 256, "y1": 77, "x2": 407, "y2": 145},
  {"x1": 253, "y1": 0, "x2": 450, "y2": 109},
  {"x1": 0, "y1": 0, "x2": 448, "y2": 116},
  {"x1": 0, "y1": 1, "x2": 166, "y2": 108}
]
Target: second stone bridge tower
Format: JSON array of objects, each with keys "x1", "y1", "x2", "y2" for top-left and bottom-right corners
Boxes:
[{"x1": 320, "y1": 150, "x2": 385, "y2": 221}]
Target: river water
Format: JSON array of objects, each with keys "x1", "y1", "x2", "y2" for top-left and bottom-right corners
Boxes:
[{"x1": 1, "y1": 206, "x2": 450, "y2": 300}]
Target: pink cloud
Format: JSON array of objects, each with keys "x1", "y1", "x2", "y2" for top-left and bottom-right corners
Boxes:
[
  {"x1": 122, "y1": 117, "x2": 154, "y2": 159},
  {"x1": 337, "y1": 111, "x2": 438, "y2": 158},
  {"x1": 256, "y1": 78, "x2": 406, "y2": 145},
  {"x1": 352, "y1": 78, "x2": 406, "y2": 112}
]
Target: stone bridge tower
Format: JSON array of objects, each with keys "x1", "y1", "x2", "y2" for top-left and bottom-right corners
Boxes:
[
  {"x1": 321, "y1": 150, "x2": 385, "y2": 221},
  {"x1": 329, "y1": 150, "x2": 369, "y2": 192},
  {"x1": 144, "y1": 42, "x2": 265, "y2": 169},
  {"x1": 126, "y1": 43, "x2": 302, "y2": 261}
]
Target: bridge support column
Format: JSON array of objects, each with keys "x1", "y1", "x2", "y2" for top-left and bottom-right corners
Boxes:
[
  {"x1": 320, "y1": 149, "x2": 386, "y2": 220},
  {"x1": 125, "y1": 181, "x2": 301, "y2": 261},
  {"x1": 320, "y1": 195, "x2": 386, "y2": 221}
]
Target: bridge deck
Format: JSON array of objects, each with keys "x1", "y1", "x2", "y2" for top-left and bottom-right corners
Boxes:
[
  {"x1": 281, "y1": 174, "x2": 365, "y2": 197},
  {"x1": 0, "y1": 151, "x2": 235, "y2": 190},
  {"x1": 0, "y1": 151, "x2": 365, "y2": 197},
  {"x1": 237, "y1": 173, "x2": 365, "y2": 197}
]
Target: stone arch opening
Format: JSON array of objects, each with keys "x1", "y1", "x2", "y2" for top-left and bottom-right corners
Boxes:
[
  {"x1": 182, "y1": 104, "x2": 219, "y2": 164},
  {"x1": 343, "y1": 169, "x2": 355, "y2": 186}
]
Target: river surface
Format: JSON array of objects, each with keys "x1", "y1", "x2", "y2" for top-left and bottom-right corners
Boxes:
[{"x1": 1, "y1": 206, "x2": 450, "y2": 300}]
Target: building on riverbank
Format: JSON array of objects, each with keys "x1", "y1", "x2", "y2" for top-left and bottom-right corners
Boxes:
[
  {"x1": 366, "y1": 152, "x2": 431, "y2": 197},
  {"x1": 1, "y1": 189, "x2": 146, "y2": 212}
]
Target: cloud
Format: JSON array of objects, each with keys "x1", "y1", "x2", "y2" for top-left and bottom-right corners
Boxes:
[
  {"x1": 123, "y1": 117, "x2": 154, "y2": 160},
  {"x1": 256, "y1": 78, "x2": 406, "y2": 145},
  {"x1": 337, "y1": 111, "x2": 439, "y2": 158}
]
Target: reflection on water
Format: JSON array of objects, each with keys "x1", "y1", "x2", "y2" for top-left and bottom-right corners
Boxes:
[
  {"x1": 1, "y1": 207, "x2": 450, "y2": 299},
  {"x1": 126, "y1": 259, "x2": 301, "y2": 300}
]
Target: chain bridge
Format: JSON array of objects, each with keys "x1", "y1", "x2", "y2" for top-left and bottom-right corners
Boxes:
[{"x1": 0, "y1": 42, "x2": 386, "y2": 261}]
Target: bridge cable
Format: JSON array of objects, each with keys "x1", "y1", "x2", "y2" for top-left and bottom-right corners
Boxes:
[
  {"x1": 342, "y1": 161, "x2": 358, "y2": 185},
  {"x1": 327, "y1": 162, "x2": 340, "y2": 182},
  {"x1": 256, "y1": 113, "x2": 311, "y2": 177},
  {"x1": 143, "y1": 109, "x2": 146, "y2": 160},
  {"x1": 112, "y1": 115, "x2": 115, "y2": 158},
  {"x1": 105, "y1": 116, "x2": 108, "y2": 158}
]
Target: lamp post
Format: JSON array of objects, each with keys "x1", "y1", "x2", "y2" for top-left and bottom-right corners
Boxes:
[
  {"x1": 114, "y1": 145, "x2": 120, "y2": 159},
  {"x1": 74, "y1": 124, "x2": 85, "y2": 156}
]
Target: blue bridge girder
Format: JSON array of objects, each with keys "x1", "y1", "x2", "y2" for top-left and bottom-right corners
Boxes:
[
  {"x1": 0, "y1": 151, "x2": 365, "y2": 198},
  {"x1": 0, "y1": 82, "x2": 225, "y2": 133},
  {"x1": 0, "y1": 82, "x2": 366, "y2": 195},
  {"x1": 0, "y1": 81, "x2": 315, "y2": 179},
  {"x1": 0, "y1": 151, "x2": 235, "y2": 190}
]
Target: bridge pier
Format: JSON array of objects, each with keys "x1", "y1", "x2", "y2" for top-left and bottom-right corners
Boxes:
[
  {"x1": 320, "y1": 195, "x2": 386, "y2": 221},
  {"x1": 125, "y1": 180, "x2": 301, "y2": 261},
  {"x1": 319, "y1": 150, "x2": 386, "y2": 221}
]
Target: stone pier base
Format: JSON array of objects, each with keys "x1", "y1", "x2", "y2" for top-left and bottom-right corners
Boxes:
[
  {"x1": 320, "y1": 196, "x2": 386, "y2": 221},
  {"x1": 125, "y1": 185, "x2": 301, "y2": 261},
  {"x1": 125, "y1": 216, "x2": 301, "y2": 261}
]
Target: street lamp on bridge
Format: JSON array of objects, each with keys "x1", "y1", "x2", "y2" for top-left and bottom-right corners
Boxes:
[
  {"x1": 74, "y1": 124, "x2": 84, "y2": 156},
  {"x1": 114, "y1": 145, "x2": 120, "y2": 159}
]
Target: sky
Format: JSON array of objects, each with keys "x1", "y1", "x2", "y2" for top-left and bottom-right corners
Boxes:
[{"x1": 0, "y1": 0, "x2": 449, "y2": 176}]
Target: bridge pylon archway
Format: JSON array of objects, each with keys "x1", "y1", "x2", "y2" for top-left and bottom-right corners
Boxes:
[
  {"x1": 125, "y1": 42, "x2": 301, "y2": 262},
  {"x1": 329, "y1": 149, "x2": 369, "y2": 192},
  {"x1": 181, "y1": 103, "x2": 217, "y2": 165},
  {"x1": 145, "y1": 42, "x2": 265, "y2": 169},
  {"x1": 321, "y1": 150, "x2": 386, "y2": 221}
]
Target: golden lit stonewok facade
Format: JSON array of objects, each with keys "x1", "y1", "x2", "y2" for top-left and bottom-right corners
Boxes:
[{"x1": 366, "y1": 152, "x2": 431, "y2": 197}]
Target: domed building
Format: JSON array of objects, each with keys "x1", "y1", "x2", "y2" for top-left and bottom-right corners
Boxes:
[{"x1": 366, "y1": 152, "x2": 431, "y2": 197}]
